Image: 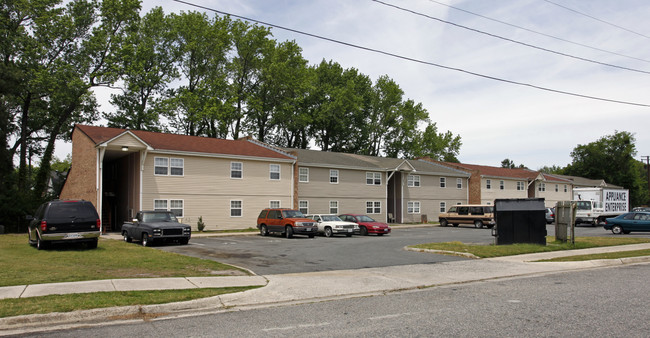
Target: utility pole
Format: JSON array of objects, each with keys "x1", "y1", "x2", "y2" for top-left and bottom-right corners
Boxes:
[{"x1": 641, "y1": 156, "x2": 650, "y2": 203}]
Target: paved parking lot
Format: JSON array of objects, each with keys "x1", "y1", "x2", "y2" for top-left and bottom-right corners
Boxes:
[{"x1": 156, "y1": 224, "x2": 645, "y2": 275}]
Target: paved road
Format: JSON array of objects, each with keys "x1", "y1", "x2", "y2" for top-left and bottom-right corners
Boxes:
[
  {"x1": 35, "y1": 263, "x2": 650, "y2": 337},
  {"x1": 155, "y1": 224, "x2": 644, "y2": 275}
]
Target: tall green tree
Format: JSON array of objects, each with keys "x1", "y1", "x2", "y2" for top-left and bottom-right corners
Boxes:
[
  {"x1": 247, "y1": 40, "x2": 308, "y2": 143},
  {"x1": 105, "y1": 7, "x2": 177, "y2": 131},
  {"x1": 163, "y1": 11, "x2": 231, "y2": 137},
  {"x1": 564, "y1": 131, "x2": 649, "y2": 207},
  {"x1": 226, "y1": 21, "x2": 271, "y2": 139}
]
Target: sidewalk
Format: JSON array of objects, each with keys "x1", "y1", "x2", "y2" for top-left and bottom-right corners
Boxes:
[{"x1": 1, "y1": 243, "x2": 649, "y2": 335}]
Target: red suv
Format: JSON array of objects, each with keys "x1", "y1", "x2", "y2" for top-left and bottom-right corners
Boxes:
[
  {"x1": 257, "y1": 208, "x2": 318, "y2": 238},
  {"x1": 339, "y1": 214, "x2": 391, "y2": 236}
]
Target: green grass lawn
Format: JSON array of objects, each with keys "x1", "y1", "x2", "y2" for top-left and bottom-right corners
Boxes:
[
  {"x1": 410, "y1": 237, "x2": 650, "y2": 258},
  {"x1": 0, "y1": 234, "x2": 247, "y2": 287},
  {"x1": 0, "y1": 286, "x2": 260, "y2": 318}
]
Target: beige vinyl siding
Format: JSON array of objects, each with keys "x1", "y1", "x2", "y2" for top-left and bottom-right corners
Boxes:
[
  {"x1": 534, "y1": 182, "x2": 573, "y2": 207},
  {"x1": 480, "y1": 177, "x2": 528, "y2": 205},
  {"x1": 111, "y1": 133, "x2": 145, "y2": 148},
  {"x1": 297, "y1": 166, "x2": 387, "y2": 221},
  {"x1": 403, "y1": 175, "x2": 468, "y2": 223},
  {"x1": 142, "y1": 154, "x2": 293, "y2": 230}
]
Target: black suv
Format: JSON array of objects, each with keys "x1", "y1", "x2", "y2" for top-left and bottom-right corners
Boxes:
[{"x1": 27, "y1": 200, "x2": 101, "y2": 250}]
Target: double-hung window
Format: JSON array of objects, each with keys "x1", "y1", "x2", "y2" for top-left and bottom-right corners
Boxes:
[
  {"x1": 330, "y1": 170, "x2": 339, "y2": 184},
  {"x1": 154, "y1": 157, "x2": 168, "y2": 175},
  {"x1": 270, "y1": 164, "x2": 280, "y2": 180},
  {"x1": 407, "y1": 201, "x2": 421, "y2": 214},
  {"x1": 486, "y1": 179, "x2": 492, "y2": 189},
  {"x1": 456, "y1": 178, "x2": 462, "y2": 189},
  {"x1": 439, "y1": 202, "x2": 446, "y2": 213},
  {"x1": 329, "y1": 201, "x2": 339, "y2": 214},
  {"x1": 408, "y1": 175, "x2": 421, "y2": 187},
  {"x1": 154, "y1": 199, "x2": 183, "y2": 217},
  {"x1": 231, "y1": 162, "x2": 243, "y2": 179},
  {"x1": 230, "y1": 200, "x2": 242, "y2": 217},
  {"x1": 366, "y1": 172, "x2": 381, "y2": 185},
  {"x1": 499, "y1": 180, "x2": 505, "y2": 190},
  {"x1": 440, "y1": 177, "x2": 446, "y2": 188},
  {"x1": 170, "y1": 158, "x2": 184, "y2": 176},
  {"x1": 299, "y1": 200, "x2": 309, "y2": 214},
  {"x1": 299, "y1": 168, "x2": 309, "y2": 182},
  {"x1": 366, "y1": 201, "x2": 381, "y2": 214}
]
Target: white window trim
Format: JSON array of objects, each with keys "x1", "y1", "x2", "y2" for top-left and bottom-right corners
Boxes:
[
  {"x1": 456, "y1": 178, "x2": 462, "y2": 189},
  {"x1": 440, "y1": 177, "x2": 446, "y2": 188},
  {"x1": 230, "y1": 200, "x2": 243, "y2": 217},
  {"x1": 231, "y1": 162, "x2": 243, "y2": 179},
  {"x1": 170, "y1": 158, "x2": 184, "y2": 177},
  {"x1": 499, "y1": 180, "x2": 505, "y2": 190},
  {"x1": 329, "y1": 200, "x2": 339, "y2": 214},
  {"x1": 439, "y1": 201, "x2": 447, "y2": 213},
  {"x1": 366, "y1": 201, "x2": 381, "y2": 214},
  {"x1": 269, "y1": 200, "x2": 281, "y2": 208},
  {"x1": 154, "y1": 199, "x2": 184, "y2": 217},
  {"x1": 154, "y1": 157, "x2": 169, "y2": 176},
  {"x1": 330, "y1": 169, "x2": 339, "y2": 184},
  {"x1": 407, "y1": 201, "x2": 421, "y2": 214},
  {"x1": 486, "y1": 179, "x2": 492, "y2": 190},
  {"x1": 170, "y1": 199, "x2": 184, "y2": 217},
  {"x1": 408, "y1": 175, "x2": 421, "y2": 187},
  {"x1": 269, "y1": 164, "x2": 281, "y2": 181},
  {"x1": 366, "y1": 172, "x2": 381, "y2": 186},
  {"x1": 299, "y1": 200, "x2": 309, "y2": 214},
  {"x1": 299, "y1": 167, "x2": 309, "y2": 183}
]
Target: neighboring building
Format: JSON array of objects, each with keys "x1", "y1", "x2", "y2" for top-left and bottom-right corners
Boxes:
[
  {"x1": 285, "y1": 148, "x2": 470, "y2": 223},
  {"x1": 435, "y1": 162, "x2": 573, "y2": 208},
  {"x1": 553, "y1": 174, "x2": 622, "y2": 189},
  {"x1": 60, "y1": 124, "x2": 296, "y2": 231}
]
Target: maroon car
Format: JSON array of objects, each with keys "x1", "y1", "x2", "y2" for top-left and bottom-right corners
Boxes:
[{"x1": 339, "y1": 214, "x2": 391, "y2": 236}]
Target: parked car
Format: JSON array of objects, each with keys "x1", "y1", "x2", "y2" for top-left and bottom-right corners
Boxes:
[
  {"x1": 545, "y1": 207, "x2": 555, "y2": 224},
  {"x1": 27, "y1": 200, "x2": 101, "y2": 250},
  {"x1": 604, "y1": 211, "x2": 650, "y2": 234},
  {"x1": 306, "y1": 214, "x2": 358, "y2": 237},
  {"x1": 338, "y1": 214, "x2": 391, "y2": 236},
  {"x1": 257, "y1": 208, "x2": 318, "y2": 238},
  {"x1": 438, "y1": 205, "x2": 495, "y2": 228},
  {"x1": 122, "y1": 211, "x2": 191, "y2": 246}
]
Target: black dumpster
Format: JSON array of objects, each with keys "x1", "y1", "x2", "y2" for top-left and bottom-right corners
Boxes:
[{"x1": 493, "y1": 198, "x2": 547, "y2": 245}]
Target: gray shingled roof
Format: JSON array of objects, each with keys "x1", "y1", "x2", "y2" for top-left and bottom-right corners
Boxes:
[
  {"x1": 554, "y1": 174, "x2": 622, "y2": 188},
  {"x1": 283, "y1": 148, "x2": 469, "y2": 177}
]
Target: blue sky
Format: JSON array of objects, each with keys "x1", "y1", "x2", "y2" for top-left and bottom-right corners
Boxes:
[{"x1": 61, "y1": 0, "x2": 650, "y2": 170}]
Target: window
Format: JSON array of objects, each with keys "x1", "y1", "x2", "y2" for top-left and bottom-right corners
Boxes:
[
  {"x1": 538, "y1": 183, "x2": 546, "y2": 192},
  {"x1": 366, "y1": 172, "x2": 381, "y2": 185},
  {"x1": 408, "y1": 175, "x2": 421, "y2": 187},
  {"x1": 154, "y1": 199, "x2": 183, "y2": 217},
  {"x1": 230, "y1": 200, "x2": 242, "y2": 217},
  {"x1": 499, "y1": 180, "x2": 505, "y2": 190},
  {"x1": 299, "y1": 200, "x2": 309, "y2": 214},
  {"x1": 517, "y1": 181, "x2": 525, "y2": 191},
  {"x1": 154, "y1": 157, "x2": 168, "y2": 175},
  {"x1": 366, "y1": 201, "x2": 381, "y2": 214},
  {"x1": 299, "y1": 167, "x2": 309, "y2": 182},
  {"x1": 486, "y1": 179, "x2": 492, "y2": 189},
  {"x1": 330, "y1": 169, "x2": 339, "y2": 184},
  {"x1": 564, "y1": 185, "x2": 568, "y2": 192},
  {"x1": 555, "y1": 184, "x2": 559, "y2": 192},
  {"x1": 269, "y1": 200, "x2": 280, "y2": 208},
  {"x1": 269, "y1": 164, "x2": 280, "y2": 180},
  {"x1": 439, "y1": 202, "x2": 446, "y2": 213},
  {"x1": 407, "y1": 201, "x2": 421, "y2": 214},
  {"x1": 329, "y1": 201, "x2": 338, "y2": 214},
  {"x1": 440, "y1": 177, "x2": 446, "y2": 188},
  {"x1": 231, "y1": 162, "x2": 243, "y2": 179},
  {"x1": 154, "y1": 199, "x2": 167, "y2": 211},
  {"x1": 170, "y1": 158, "x2": 184, "y2": 176},
  {"x1": 170, "y1": 200, "x2": 183, "y2": 217},
  {"x1": 456, "y1": 178, "x2": 462, "y2": 189}
]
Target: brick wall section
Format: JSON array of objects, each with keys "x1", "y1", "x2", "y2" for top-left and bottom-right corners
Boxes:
[
  {"x1": 289, "y1": 150, "x2": 299, "y2": 209},
  {"x1": 59, "y1": 128, "x2": 98, "y2": 207}
]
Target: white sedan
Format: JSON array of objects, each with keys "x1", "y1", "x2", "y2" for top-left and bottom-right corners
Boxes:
[{"x1": 306, "y1": 214, "x2": 359, "y2": 237}]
